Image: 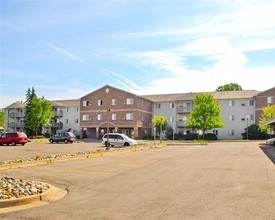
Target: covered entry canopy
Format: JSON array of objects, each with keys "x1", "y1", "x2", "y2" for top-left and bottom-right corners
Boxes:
[{"x1": 262, "y1": 117, "x2": 275, "y2": 126}]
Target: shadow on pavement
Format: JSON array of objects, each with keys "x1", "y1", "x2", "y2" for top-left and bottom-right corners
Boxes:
[{"x1": 259, "y1": 144, "x2": 275, "y2": 165}]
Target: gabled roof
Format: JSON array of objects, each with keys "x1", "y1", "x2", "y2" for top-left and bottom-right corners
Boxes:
[
  {"x1": 255, "y1": 86, "x2": 275, "y2": 96},
  {"x1": 4, "y1": 101, "x2": 25, "y2": 109},
  {"x1": 50, "y1": 99, "x2": 80, "y2": 107},
  {"x1": 141, "y1": 93, "x2": 183, "y2": 102},
  {"x1": 81, "y1": 84, "x2": 139, "y2": 99},
  {"x1": 177, "y1": 90, "x2": 260, "y2": 101}
]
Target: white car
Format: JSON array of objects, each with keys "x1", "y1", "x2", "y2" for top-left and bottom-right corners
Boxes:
[
  {"x1": 102, "y1": 133, "x2": 138, "y2": 147},
  {"x1": 266, "y1": 138, "x2": 275, "y2": 146}
]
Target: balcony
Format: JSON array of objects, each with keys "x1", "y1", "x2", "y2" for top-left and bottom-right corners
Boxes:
[
  {"x1": 51, "y1": 122, "x2": 63, "y2": 128},
  {"x1": 54, "y1": 110, "x2": 63, "y2": 117},
  {"x1": 177, "y1": 121, "x2": 188, "y2": 127},
  {"x1": 9, "y1": 122, "x2": 24, "y2": 128},
  {"x1": 177, "y1": 106, "x2": 191, "y2": 113},
  {"x1": 9, "y1": 112, "x2": 24, "y2": 118}
]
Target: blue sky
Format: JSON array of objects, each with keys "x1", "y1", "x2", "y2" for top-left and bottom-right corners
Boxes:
[{"x1": 1, "y1": 0, "x2": 275, "y2": 108}]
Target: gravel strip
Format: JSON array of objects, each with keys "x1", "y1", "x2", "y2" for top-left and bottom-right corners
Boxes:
[{"x1": 0, "y1": 177, "x2": 49, "y2": 200}]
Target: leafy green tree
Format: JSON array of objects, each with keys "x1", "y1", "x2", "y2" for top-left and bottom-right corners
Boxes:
[
  {"x1": 0, "y1": 110, "x2": 4, "y2": 128},
  {"x1": 152, "y1": 115, "x2": 169, "y2": 138},
  {"x1": 187, "y1": 94, "x2": 224, "y2": 139},
  {"x1": 259, "y1": 104, "x2": 275, "y2": 132},
  {"x1": 216, "y1": 83, "x2": 242, "y2": 91},
  {"x1": 24, "y1": 88, "x2": 54, "y2": 136}
]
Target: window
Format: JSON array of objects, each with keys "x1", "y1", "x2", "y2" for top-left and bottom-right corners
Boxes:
[
  {"x1": 82, "y1": 115, "x2": 90, "y2": 121},
  {"x1": 155, "y1": 104, "x2": 161, "y2": 109},
  {"x1": 170, "y1": 103, "x2": 175, "y2": 109},
  {"x1": 112, "y1": 114, "x2": 116, "y2": 120},
  {"x1": 142, "y1": 100, "x2": 144, "y2": 106},
  {"x1": 126, "y1": 113, "x2": 134, "y2": 120},
  {"x1": 245, "y1": 114, "x2": 254, "y2": 121},
  {"x1": 97, "y1": 114, "x2": 102, "y2": 121},
  {"x1": 248, "y1": 100, "x2": 254, "y2": 106},
  {"x1": 267, "y1": 96, "x2": 274, "y2": 104},
  {"x1": 75, "y1": 119, "x2": 79, "y2": 123},
  {"x1": 126, "y1": 98, "x2": 134, "y2": 105},
  {"x1": 112, "y1": 99, "x2": 117, "y2": 105},
  {"x1": 83, "y1": 100, "x2": 90, "y2": 107},
  {"x1": 229, "y1": 115, "x2": 234, "y2": 121},
  {"x1": 66, "y1": 108, "x2": 69, "y2": 112},
  {"x1": 169, "y1": 116, "x2": 173, "y2": 122},
  {"x1": 142, "y1": 114, "x2": 144, "y2": 121},
  {"x1": 98, "y1": 100, "x2": 103, "y2": 106},
  {"x1": 228, "y1": 130, "x2": 234, "y2": 136},
  {"x1": 229, "y1": 100, "x2": 234, "y2": 107},
  {"x1": 66, "y1": 119, "x2": 69, "y2": 123}
]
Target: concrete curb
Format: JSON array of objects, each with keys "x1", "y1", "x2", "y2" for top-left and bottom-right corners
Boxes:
[{"x1": 0, "y1": 183, "x2": 67, "y2": 213}]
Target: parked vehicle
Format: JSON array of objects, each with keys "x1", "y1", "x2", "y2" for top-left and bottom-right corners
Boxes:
[
  {"x1": 49, "y1": 132, "x2": 76, "y2": 144},
  {"x1": 101, "y1": 133, "x2": 138, "y2": 147},
  {"x1": 266, "y1": 138, "x2": 275, "y2": 146},
  {"x1": 0, "y1": 132, "x2": 28, "y2": 146}
]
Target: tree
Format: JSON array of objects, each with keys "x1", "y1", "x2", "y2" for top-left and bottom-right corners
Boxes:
[
  {"x1": 187, "y1": 94, "x2": 224, "y2": 139},
  {"x1": 0, "y1": 110, "x2": 4, "y2": 128},
  {"x1": 259, "y1": 104, "x2": 275, "y2": 132},
  {"x1": 23, "y1": 88, "x2": 54, "y2": 136},
  {"x1": 152, "y1": 115, "x2": 169, "y2": 139},
  {"x1": 242, "y1": 124, "x2": 270, "y2": 140},
  {"x1": 216, "y1": 83, "x2": 242, "y2": 91}
]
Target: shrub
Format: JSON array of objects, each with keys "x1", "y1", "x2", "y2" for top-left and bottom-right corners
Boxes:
[{"x1": 204, "y1": 133, "x2": 217, "y2": 140}]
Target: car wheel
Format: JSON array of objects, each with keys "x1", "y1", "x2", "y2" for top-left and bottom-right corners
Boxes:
[
  {"x1": 11, "y1": 141, "x2": 16, "y2": 146},
  {"x1": 273, "y1": 141, "x2": 275, "y2": 146},
  {"x1": 64, "y1": 139, "x2": 68, "y2": 144},
  {"x1": 21, "y1": 143, "x2": 25, "y2": 146},
  {"x1": 124, "y1": 142, "x2": 130, "y2": 146},
  {"x1": 49, "y1": 139, "x2": 54, "y2": 143}
]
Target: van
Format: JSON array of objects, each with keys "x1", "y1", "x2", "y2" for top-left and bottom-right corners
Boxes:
[
  {"x1": 101, "y1": 133, "x2": 138, "y2": 147},
  {"x1": 0, "y1": 132, "x2": 28, "y2": 146}
]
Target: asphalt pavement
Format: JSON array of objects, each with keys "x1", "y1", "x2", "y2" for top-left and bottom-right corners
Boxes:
[{"x1": 0, "y1": 141, "x2": 275, "y2": 219}]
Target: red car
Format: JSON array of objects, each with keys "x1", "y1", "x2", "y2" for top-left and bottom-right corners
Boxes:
[{"x1": 0, "y1": 132, "x2": 28, "y2": 146}]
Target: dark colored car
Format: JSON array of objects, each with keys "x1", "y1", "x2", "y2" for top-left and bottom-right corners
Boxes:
[
  {"x1": 49, "y1": 132, "x2": 76, "y2": 144},
  {"x1": 0, "y1": 132, "x2": 28, "y2": 146}
]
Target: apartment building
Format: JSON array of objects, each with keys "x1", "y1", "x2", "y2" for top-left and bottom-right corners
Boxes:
[
  {"x1": 255, "y1": 87, "x2": 275, "y2": 124},
  {"x1": 143, "y1": 90, "x2": 259, "y2": 139},
  {"x1": 3, "y1": 99, "x2": 81, "y2": 136},
  {"x1": 80, "y1": 85, "x2": 153, "y2": 139},
  {"x1": 3, "y1": 85, "x2": 274, "y2": 140},
  {"x1": 4, "y1": 101, "x2": 25, "y2": 132}
]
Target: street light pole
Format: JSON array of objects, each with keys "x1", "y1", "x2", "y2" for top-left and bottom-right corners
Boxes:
[
  {"x1": 106, "y1": 88, "x2": 110, "y2": 150},
  {"x1": 246, "y1": 117, "x2": 249, "y2": 140}
]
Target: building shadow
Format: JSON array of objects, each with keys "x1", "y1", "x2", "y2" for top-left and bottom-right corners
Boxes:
[{"x1": 259, "y1": 144, "x2": 275, "y2": 165}]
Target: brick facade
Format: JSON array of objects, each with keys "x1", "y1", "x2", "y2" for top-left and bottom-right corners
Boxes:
[
  {"x1": 80, "y1": 85, "x2": 153, "y2": 139},
  {"x1": 255, "y1": 87, "x2": 275, "y2": 124}
]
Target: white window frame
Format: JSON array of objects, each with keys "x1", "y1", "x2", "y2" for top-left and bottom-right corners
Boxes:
[
  {"x1": 155, "y1": 103, "x2": 161, "y2": 109},
  {"x1": 170, "y1": 103, "x2": 175, "y2": 109},
  {"x1": 112, "y1": 99, "x2": 117, "y2": 106},
  {"x1": 228, "y1": 129, "x2": 234, "y2": 136},
  {"x1": 247, "y1": 100, "x2": 254, "y2": 106},
  {"x1": 82, "y1": 114, "x2": 90, "y2": 121},
  {"x1": 229, "y1": 115, "x2": 234, "y2": 121},
  {"x1": 97, "y1": 114, "x2": 102, "y2": 121},
  {"x1": 126, "y1": 98, "x2": 134, "y2": 105},
  {"x1": 83, "y1": 100, "x2": 90, "y2": 107},
  {"x1": 267, "y1": 96, "x2": 274, "y2": 104},
  {"x1": 112, "y1": 114, "x2": 117, "y2": 121},
  {"x1": 126, "y1": 113, "x2": 134, "y2": 120},
  {"x1": 98, "y1": 100, "x2": 103, "y2": 106},
  {"x1": 229, "y1": 100, "x2": 234, "y2": 107}
]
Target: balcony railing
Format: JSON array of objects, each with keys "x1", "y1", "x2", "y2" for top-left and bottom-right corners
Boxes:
[
  {"x1": 8, "y1": 122, "x2": 24, "y2": 128},
  {"x1": 9, "y1": 112, "x2": 24, "y2": 118},
  {"x1": 54, "y1": 110, "x2": 63, "y2": 117},
  {"x1": 177, "y1": 106, "x2": 191, "y2": 113},
  {"x1": 177, "y1": 121, "x2": 188, "y2": 127},
  {"x1": 51, "y1": 122, "x2": 63, "y2": 128}
]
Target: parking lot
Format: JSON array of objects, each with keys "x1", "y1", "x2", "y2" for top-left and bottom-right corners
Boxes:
[{"x1": 0, "y1": 141, "x2": 275, "y2": 219}]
